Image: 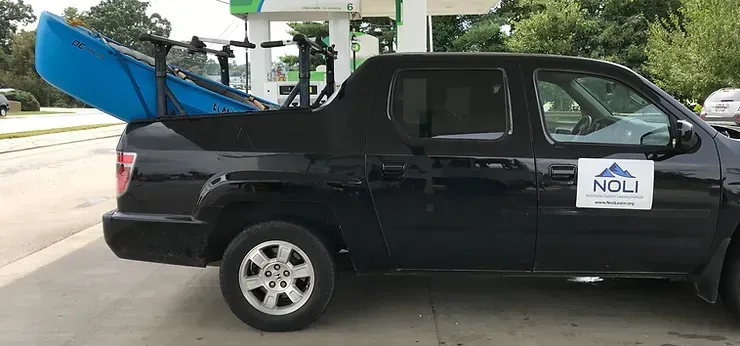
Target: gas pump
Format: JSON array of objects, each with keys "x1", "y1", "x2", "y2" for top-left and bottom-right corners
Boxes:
[{"x1": 260, "y1": 34, "x2": 337, "y2": 109}]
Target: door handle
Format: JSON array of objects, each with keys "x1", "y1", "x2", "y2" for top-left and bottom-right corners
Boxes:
[
  {"x1": 381, "y1": 162, "x2": 406, "y2": 181},
  {"x1": 549, "y1": 164, "x2": 577, "y2": 183}
]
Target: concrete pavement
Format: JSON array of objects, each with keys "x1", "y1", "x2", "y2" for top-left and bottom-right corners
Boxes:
[
  {"x1": 1, "y1": 224, "x2": 739, "y2": 346},
  {"x1": 0, "y1": 108, "x2": 122, "y2": 135},
  {"x1": 0, "y1": 137, "x2": 118, "y2": 267}
]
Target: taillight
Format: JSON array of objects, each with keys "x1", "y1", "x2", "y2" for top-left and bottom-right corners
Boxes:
[
  {"x1": 116, "y1": 152, "x2": 137, "y2": 197},
  {"x1": 700, "y1": 104, "x2": 707, "y2": 119}
]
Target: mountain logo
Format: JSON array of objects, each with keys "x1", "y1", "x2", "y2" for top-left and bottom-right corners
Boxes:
[{"x1": 596, "y1": 163, "x2": 636, "y2": 179}]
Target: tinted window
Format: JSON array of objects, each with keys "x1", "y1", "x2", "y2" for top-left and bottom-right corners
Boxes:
[
  {"x1": 390, "y1": 69, "x2": 509, "y2": 141},
  {"x1": 707, "y1": 89, "x2": 740, "y2": 102},
  {"x1": 536, "y1": 71, "x2": 671, "y2": 146}
]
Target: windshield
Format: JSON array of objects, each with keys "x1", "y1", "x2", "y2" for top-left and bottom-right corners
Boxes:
[{"x1": 573, "y1": 76, "x2": 650, "y2": 116}]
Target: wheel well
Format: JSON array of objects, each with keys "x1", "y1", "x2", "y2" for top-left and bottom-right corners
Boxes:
[
  {"x1": 695, "y1": 222, "x2": 740, "y2": 303},
  {"x1": 204, "y1": 202, "x2": 346, "y2": 264},
  {"x1": 721, "y1": 225, "x2": 740, "y2": 276}
]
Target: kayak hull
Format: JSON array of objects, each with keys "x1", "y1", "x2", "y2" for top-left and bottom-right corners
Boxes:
[{"x1": 35, "y1": 12, "x2": 268, "y2": 122}]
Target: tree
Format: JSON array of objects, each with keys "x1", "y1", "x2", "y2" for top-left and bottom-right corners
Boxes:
[
  {"x1": 504, "y1": 0, "x2": 682, "y2": 74},
  {"x1": 431, "y1": 0, "x2": 543, "y2": 52},
  {"x1": 507, "y1": 0, "x2": 600, "y2": 57},
  {"x1": 286, "y1": 21, "x2": 329, "y2": 39},
  {"x1": 230, "y1": 63, "x2": 248, "y2": 79},
  {"x1": 431, "y1": 16, "x2": 468, "y2": 52},
  {"x1": 587, "y1": 0, "x2": 682, "y2": 74},
  {"x1": 0, "y1": 31, "x2": 84, "y2": 107},
  {"x1": 0, "y1": 31, "x2": 54, "y2": 106},
  {"x1": 286, "y1": 22, "x2": 330, "y2": 70},
  {"x1": 647, "y1": 0, "x2": 740, "y2": 102},
  {"x1": 279, "y1": 55, "x2": 299, "y2": 70},
  {"x1": 450, "y1": 15, "x2": 509, "y2": 52},
  {"x1": 0, "y1": 0, "x2": 35, "y2": 52},
  {"x1": 168, "y1": 47, "x2": 208, "y2": 74},
  {"x1": 3, "y1": 30, "x2": 33, "y2": 76},
  {"x1": 62, "y1": 7, "x2": 81, "y2": 21},
  {"x1": 205, "y1": 59, "x2": 220, "y2": 75},
  {"x1": 80, "y1": 0, "x2": 172, "y2": 53},
  {"x1": 351, "y1": 17, "x2": 395, "y2": 53}
]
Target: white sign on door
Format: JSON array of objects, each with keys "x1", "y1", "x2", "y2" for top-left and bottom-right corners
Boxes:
[{"x1": 576, "y1": 158, "x2": 655, "y2": 210}]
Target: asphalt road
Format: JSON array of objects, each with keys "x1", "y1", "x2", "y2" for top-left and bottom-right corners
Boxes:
[
  {"x1": 0, "y1": 109, "x2": 122, "y2": 134},
  {"x1": 0, "y1": 137, "x2": 118, "y2": 267},
  {"x1": 2, "y1": 138, "x2": 740, "y2": 345}
]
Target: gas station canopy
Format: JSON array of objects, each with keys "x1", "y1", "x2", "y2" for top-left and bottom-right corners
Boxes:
[
  {"x1": 230, "y1": 0, "x2": 497, "y2": 19},
  {"x1": 232, "y1": 0, "x2": 500, "y2": 101},
  {"x1": 361, "y1": 0, "x2": 497, "y2": 17}
]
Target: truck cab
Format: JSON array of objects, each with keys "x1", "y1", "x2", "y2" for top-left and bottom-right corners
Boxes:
[{"x1": 103, "y1": 53, "x2": 740, "y2": 332}]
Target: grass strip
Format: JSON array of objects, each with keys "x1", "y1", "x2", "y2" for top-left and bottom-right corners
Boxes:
[
  {"x1": 0, "y1": 124, "x2": 120, "y2": 140},
  {"x1": 7, "y1": 111, "x2": 74, "y2": 116}
]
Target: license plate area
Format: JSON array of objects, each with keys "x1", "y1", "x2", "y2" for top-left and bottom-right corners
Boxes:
[{"x1": 714, "y1": 103, "x2": 731, "y2": 113}]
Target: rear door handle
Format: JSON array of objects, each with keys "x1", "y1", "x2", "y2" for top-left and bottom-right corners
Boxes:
[
  {"x1": 381, "y1": 162, "x2": 406, "y2": 181},
  {"x1": 549, "y1": 164, "x2": 577, "y2": 183}
]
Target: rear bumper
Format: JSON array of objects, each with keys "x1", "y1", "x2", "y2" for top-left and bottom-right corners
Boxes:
[
  {"x1": 704, "y1": 113, "x2": 740, "y2": 123},
  {"x1": 103, "y1": 210, "x2": 211, "y2": 267}
]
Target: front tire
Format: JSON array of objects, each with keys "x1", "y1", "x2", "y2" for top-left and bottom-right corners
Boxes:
[
  {"x1": 220, "y1": 221, "x2": 336, "y2": 332},
  {"x1": 0, "y1": 107, "x2": 7, "y2": 117}
]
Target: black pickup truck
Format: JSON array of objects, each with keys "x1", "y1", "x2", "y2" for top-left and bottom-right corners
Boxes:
[{"x1": 104, "y1": 52, "x2": 740, "y2": 332}]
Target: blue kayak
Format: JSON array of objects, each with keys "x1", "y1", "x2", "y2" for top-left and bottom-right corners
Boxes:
[{"x1": 35, "y1": 11, "x2": 276, "y2": 122}]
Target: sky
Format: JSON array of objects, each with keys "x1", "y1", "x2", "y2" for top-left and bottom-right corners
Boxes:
[{"x1": 22, "y1": 0, "x2": 296, "y2": 64}]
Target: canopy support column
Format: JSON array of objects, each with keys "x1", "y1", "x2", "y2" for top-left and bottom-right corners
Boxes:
[
  {"x1": 328, "y1": 12, "x2": 351, "y2": 86},
  {"x1": 248, "y1": 15, "x2": 271, "y2": 97},
  {"x1": 397, "y1": 0, "x2": 428, "y2": 53}
]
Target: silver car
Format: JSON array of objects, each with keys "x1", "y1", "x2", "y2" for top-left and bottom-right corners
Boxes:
[{"x1": 701, "y1": 88, "x2": 740, "y2": 124}]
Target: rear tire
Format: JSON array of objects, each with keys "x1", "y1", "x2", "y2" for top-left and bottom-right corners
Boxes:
[
  {"x1": 720, "y1": 244, "x2": 740, "y2": 317},
  {"x1": 219, "y1": 221, "x2": 336, "y2": 332},
  {"x1": 0, "y1": 106, "x2": 7, "y2": 117}
]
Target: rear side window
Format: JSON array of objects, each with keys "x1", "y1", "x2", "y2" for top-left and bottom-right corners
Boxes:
[
  {"x1": 389, "y1": 69, "x2": 509, "y2": 141},
  {"x1": 707, "y1": 89, "x2": 740, "y2": 102}
]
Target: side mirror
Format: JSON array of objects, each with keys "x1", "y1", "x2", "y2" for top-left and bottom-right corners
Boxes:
[{"x1": 675, "y1": 120, "x2": 696, "y2": 152}]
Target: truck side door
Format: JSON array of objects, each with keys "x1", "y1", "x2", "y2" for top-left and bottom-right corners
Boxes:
[
  {"x1": 365, "y1": 58, "x2": 538, "y2": 271},
  {"x1": 523, "y1": 61, "x2": 721, "y2": 273}
]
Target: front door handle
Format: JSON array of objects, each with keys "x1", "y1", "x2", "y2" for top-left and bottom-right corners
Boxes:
[
  {"x1": 381, "y1": 162, "x2": 406, "y2": 181},
  {"x1": 549, "y1": 164, "x2": 577, "y2": 183}
]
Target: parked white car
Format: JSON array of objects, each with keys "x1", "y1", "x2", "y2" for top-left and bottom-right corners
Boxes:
[{"x1": 701, "y1": 88, "x2": 740, "y2": 124}]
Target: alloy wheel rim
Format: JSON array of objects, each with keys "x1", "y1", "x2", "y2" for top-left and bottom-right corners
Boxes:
[{"x1": 238, "y1": 240, "x2": 315, "y2": 316}]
